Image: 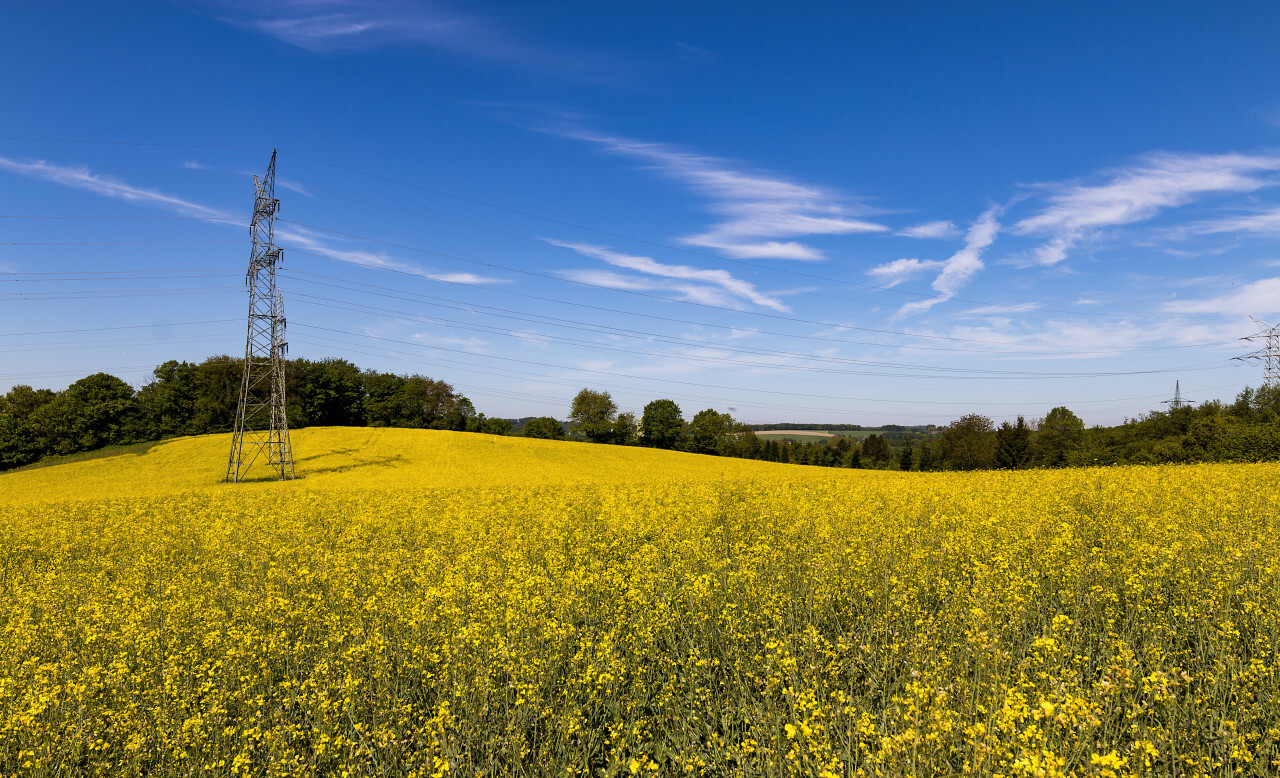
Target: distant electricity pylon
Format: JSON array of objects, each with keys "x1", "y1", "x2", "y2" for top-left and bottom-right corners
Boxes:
[
  {"x1": 1163, "y1": 380, "x2": 1193, "y2": 410},
  {"x1": 1234, "y1": 316, "x2": 1280, "y2": 387},
  {"x1": 226, "y1": 150, "x2": 295, "y2": 482}
]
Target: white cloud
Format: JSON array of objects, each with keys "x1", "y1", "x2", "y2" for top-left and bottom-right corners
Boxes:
[
  {"x1": 1185, "y1": 206, "x2": 1280, "y2": 236},
  {"x1": 278, "y1": 224, "x2": 504, "y2": 284},
  {"x1": 1162, "y1": 277, "x2": 1280, "y2": 317},
  {"x1": 552, "y1": 128, "x2": 887, "y2": 261},
  {"x1": 866, "y1": 257, "x2": 944, "y2": 287},
  {"x1": 213, "y1": 0, "x2": 497, "y2": 53},
  {"x1": 276, "y1": 178, "x2": 313, "y2": 197},
  {"x1": 895, "y1": 206, "x2": 1001, "y2": 317},
  {"x1": 549, "y1": 239, "x2": 790, "y2": 312},
  {"x1": 0, "y1": 156, "x2": 234, "y2": 220},
  {"x1": 1015, "y1": 152, "x2": 1280, "y2": 266},
  {"x1": 208, "y1": 0, "x2": 622, "y2": 78},
  {"x1": 897, "y1": 220, "x2": 961, "y2": 240}
]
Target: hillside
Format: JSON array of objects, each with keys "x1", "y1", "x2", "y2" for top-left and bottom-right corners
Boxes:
[
  {"x1": 6, "y1": 428, "x2": 1280, "y2": 773},
  {"x1": 0, "y1": 426, "x2": 876, "y2": 504}
]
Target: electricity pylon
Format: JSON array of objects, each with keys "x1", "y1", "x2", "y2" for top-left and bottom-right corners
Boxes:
[
  {"x1": 1234, "y1": 316, "x2": 1280, "y2": 387},
  {"x1": 1163, "y1": 380, "x2": 1192, "y2": 410},
  {"x1": 226, "y1": 150, "x2": 294, "y2": 482}
]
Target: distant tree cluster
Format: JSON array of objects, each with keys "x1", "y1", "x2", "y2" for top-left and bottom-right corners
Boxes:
[
  {"x1": 559, "y1": 385, "x2": 1280, "y2": 473},
  {"x1": 0, "y1": 356, "x2": 496, "y2": 471},
  {"x1": 558, "y1": 389, "x2": 915, "y2": 469}
]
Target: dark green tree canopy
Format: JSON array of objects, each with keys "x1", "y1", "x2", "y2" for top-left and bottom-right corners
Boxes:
[
  {"x1": 522, "y1": 416, "x2": 566, "y2": 440},
  {"x1": 861, "y1": 434, "x2": 892, "y2": 467},
  {"x1": 639, "y1": 399, "x2": 684, "y2": 449},
  {"x1": 995, "y1": 416, "x2": 1032, "y2": 470},
  {"x1": 1033, "y1": 406, "x2": 1085, "y2": 467},
  {"x1": 686, "y1": 409, "x2": 734, "y2": 455},
  {"x1": 569, "y1": 388, "x2": 618, "y2": 443},
  {"x1": 939, "y1": 414, "x2": 997, "y2": 471}
]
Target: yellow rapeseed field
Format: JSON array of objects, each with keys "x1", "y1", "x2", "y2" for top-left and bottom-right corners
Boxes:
[{"x1": 2, "y1": 427, "x2": 1279, "y2": 776}]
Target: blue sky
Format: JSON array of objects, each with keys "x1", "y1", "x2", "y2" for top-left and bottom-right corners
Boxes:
[{"x1": 4, "y1": 1, "x2": 1280, "y2": 426}]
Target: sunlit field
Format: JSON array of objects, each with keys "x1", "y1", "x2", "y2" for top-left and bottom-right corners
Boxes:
[{"x1": 2, "y1": 428, "x2": 1279, "y2": 776}]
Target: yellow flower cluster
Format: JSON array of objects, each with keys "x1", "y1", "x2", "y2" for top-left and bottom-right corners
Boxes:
[{"x1": 2, "y1": 428, "x2": 1279, "y2": 775}]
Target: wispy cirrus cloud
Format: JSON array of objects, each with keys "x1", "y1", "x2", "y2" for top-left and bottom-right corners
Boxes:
[
  {"x1": 895, "y1": 206, "x2": 1002, "y2": 317},
  {"x1": 1162, "y1": 276, "x2": 1280, "y2": 317},
  {"x1": 1183, "y1": 206, "x2": 1280, "y2": 237},
  {"x1": 866, "y1": 257, "x2": 945, "y2": 287},
  {"x1": 205, "y1": 0, "x2": 627, "y2": 78},
  {"x1": 897, "y1": 220, "x2": 961, "y2": 240},
  {"x1": 276, "y1": 178, "x2": 313, "y2": 197},
  {"x1": 548, "y1": 239, "x2": 791, "y2": 312},
  {"x1": 549, "y1": 127, "x2": 887, "y2": 261},
  {"x1": 1013, "y1": 152, "x2": 1280, "y2": 266},
  {"x1": 0, "y1": 156, "x2": 234, "y2": 220},
  {"x1": 279, "y1": 224, "x2": 503, "y2": 284},
  {"x1": 0, "y1": 153, "x2": 503, "y2": 286}
]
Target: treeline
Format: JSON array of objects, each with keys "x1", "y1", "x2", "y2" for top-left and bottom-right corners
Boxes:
[
  {"x1": 0, "y1": 356, "x2": 503, "y2": 471},
  {"x1": 9, "y1": 356, "x2": 1280, "y2": 474},
  {"x1": 921, "y1": 386, "x2": 1280, "y2": 470},
  {"x1": 562, "y1": 389, "x2": 913, "y2": 468},
  {"x1": 562, "y1": 386, "x2": 1280, "y2": 472}
]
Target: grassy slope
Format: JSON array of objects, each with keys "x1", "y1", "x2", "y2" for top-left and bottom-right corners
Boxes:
[{"x1": 0, "y1": 426, "x2": 877, "y2": 505}]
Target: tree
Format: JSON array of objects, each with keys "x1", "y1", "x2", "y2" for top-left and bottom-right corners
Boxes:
[
  {"x1": 1033, "y1": 406, "x2": 1085, "y2": 467},
  {"x1": 481, "y1": 417, "x2": 512, "y2": 435},
  {"x1": 136, "y1": 360, "x2": 198, "y2": 439},
  {"x1": 938, "y1": 414, "x2": 997, "y2": 470},
  {"x1": 639, "y1": 399, "x2": 684, "y2": 449},
  {"x1": 918, "y1": 440, "x2": 936, "y2": 471},
  {"x1": 438, "y1": 397, "x2": 476, "y2": 431},
  {"x1": 569, "y1": 388, "x2": 618, "y2": 443},
  {"x1": 613, "y1": 412, "x2": 638, "y2": 446},
  {"x1": 861, "y1": 434, "x2": 892, "y2": 467},
  {"x1": 522, "y1": 416, "x2": 565, "y2": 440},
  {"x1": 686, "y1": 409, "x2": 733, "y2": 455},
  {"x1": 898, "y1": 443, "x2": 914, "y2": 471},
  {"x1": 45, "y1": 373, "x2": 141, "y2": 455},
  {"x1": 995, "y1": 416, "x2": 1032, "y2": 469},
  {"x1": 300, "y1": 358, "x2": 364, "y2": 427},
  {"x1": 191, "y1": 356, "x2": 242, "y2": 433},
  {"x1": 0, "y1": 385, "x2": 57, "y2": 469}
]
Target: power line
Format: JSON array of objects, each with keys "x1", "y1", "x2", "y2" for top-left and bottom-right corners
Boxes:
[
  {"x1": 0, "y1": 135, "x2": 268, "y2": 151},
  {"x1": 4, "y1": 240, "x2": 249, "y2": 246},
  {"x1": 0, "y1": 131, "x2": 1221, "y2": 321},
  {"x1": 279, "y1": 221, "x2": 1233, "y2": 352},
  {"x1": 286, "y1": 287, "x2": 1229, "y2": 382},
  {"x1": 280, "y1": 264, "x2": 1236, "y2": 357},
  {"x1": 0, "y1": 319, "x2": 239, "y2": 337},
  {"x1": 291, "y1": 322, "x2": 1226, "y2": 405},
  {"x1": 1, "y1": 287, "x2": 239, "y2": 300}
]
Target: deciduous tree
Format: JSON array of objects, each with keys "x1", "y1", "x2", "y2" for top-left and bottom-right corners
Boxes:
[
  {"x1": 569, "y1": 388, "x2": 617, "y2": 443},
  {"x1": 639, "y1": 399, "x2": 684, "y2": 449}
]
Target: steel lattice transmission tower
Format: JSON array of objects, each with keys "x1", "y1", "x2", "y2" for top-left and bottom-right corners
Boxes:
[
  {"x1": 1234, "y1": 316, "x2": 1280, "y2": 387},
  {"x1": 1163, "y1": 381, "x2": 1192, "y2": 410},
  {"x1": 226, "y1": 150, "x2": 295, "y2": 482}
]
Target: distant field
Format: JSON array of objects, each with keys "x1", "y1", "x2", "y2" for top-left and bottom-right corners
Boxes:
[
  {"x1": 754, "y1": 429, "x2": 889, "y2": 441},
  {"x1": 754, "y1": 429, "x2": 836, "y2": 440},
  {"x1": 3, "y1": 428, "x2": 1279, "y2": 774}
]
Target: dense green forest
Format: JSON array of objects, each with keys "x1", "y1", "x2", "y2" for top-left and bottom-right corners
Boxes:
[
  {"x1": 5, "y1": 354, "x2": 1280, "y2": 473},
  {"x1": 0, "y1": 356, "x2": 502, "y2": 471}
]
